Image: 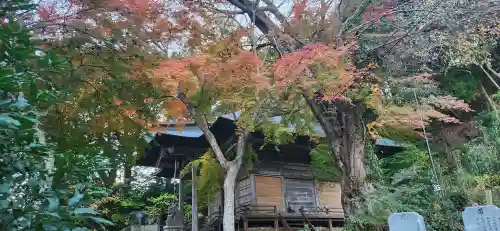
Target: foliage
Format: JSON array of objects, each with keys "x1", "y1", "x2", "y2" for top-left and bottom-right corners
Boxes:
[
  {"x1": 437, "y1": 69, "x2": 480, "y2": 102},
  {"x1": 182, "y1": 150, "x2": 223, "y2": 209},
  {"x1": 351, "y1": 145, "x2": 460, "y2": 231},
  {"x1": 363, "y1": 0, "x2": 500, "y2": 72},
  {"x1": 310, "y1": 143, "x2": 341, "y2": 182},
  {"x1": 7, "y1": 0, "x2": 500, "y2": 230},
  {"x1": 145, "y1": 193, "x2": 176, "y2": 217},
  {"x1": 351, "y1": 111, "x2": 500, "y2": 230},
  {"x1": 368, "y1": 72, "x2": 474, "y2": 141},
  {"x1": 0, "y1": 6, "x2": 112, "y2": 230}
]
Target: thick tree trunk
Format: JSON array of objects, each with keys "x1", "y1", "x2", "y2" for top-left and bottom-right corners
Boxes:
[
  {"x1": 306, "y1": 97, "x2": 371, "y2": 218},
  {"x1": 222, "y1": 165, "x2": 239, "y2": 231},
  {"x1": 329, "y1": 102, "x2": 371, "y2": 217}
]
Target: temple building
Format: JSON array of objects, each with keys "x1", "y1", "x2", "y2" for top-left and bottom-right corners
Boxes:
[{"x1": 136, "y1": 114, "x2": 401, "y2": 231}]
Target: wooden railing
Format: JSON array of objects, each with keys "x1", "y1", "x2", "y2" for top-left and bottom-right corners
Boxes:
[
  {"x1": 234, "y1": 204, "x2": 339, "y2": 216},
  {"x1": 236, "y1": 204, "x2": 278, "y2": 214}
]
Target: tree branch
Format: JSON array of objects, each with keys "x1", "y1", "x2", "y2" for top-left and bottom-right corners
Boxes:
[
  {"x1": 232, "y1": 130, "x2": 250, "y2": 166},
  {"x1": 478, "y1": 62, "x2": 500, "y2": 91},
  {"x1": 196, "y1": 115, "x2": 229, "y2": 169},
  {"x1": 301, "y1": 91, "x2": 334, "y2": 137},
  {"x1": 212, "y1": 6, "x2": 280, "y2": 15},
  {"x1": 486, "y1": 61, "x2": 500, "y2": 79}
]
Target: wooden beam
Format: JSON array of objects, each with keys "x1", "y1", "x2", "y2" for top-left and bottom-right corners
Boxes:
[
  {"x1": 279, "y1": 213, "x2": 292, "y2": 231},
  {"x1": 301, "y1": 213, "x2": 316, "y2": 231},
  {"x1": 243, "y1": 218, "x2": 248, "y2": 231}
]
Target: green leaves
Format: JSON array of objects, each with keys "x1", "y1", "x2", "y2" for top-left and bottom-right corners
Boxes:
[
  {"x1": 89, "y1": 217, "x2": 115, "y2": 226},
  {"x1": 0, "y1": 14, "x2": 114, "y2": 231},
  {"x1": 47, "y1": 198, "x2": 60, "y2": 212},
  {"x1": 72, "y1": 207, "x2": 99, "y2": 215},
  {"x1": 68, "y1": 194, "x2": 84, "y2": 207},
  {"x1": 0, "y1": 183, "x2": 11, "y2": 193},
  {"x1": 0, "y1": 113, "x2": 21, "y2": 128},
  {"x1": 310, "y1": 143, "x2": 341, "y2": 181}
]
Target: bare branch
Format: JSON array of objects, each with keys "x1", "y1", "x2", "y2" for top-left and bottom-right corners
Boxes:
[
  {"x1": 478, "y1": 62, "x2": 500, "y2": 91},
  {"x1": 212, "y1": 6, "x2": 278, "y2": 15},
  {"x1": 486, "y1": 61, "x2": 500, "y2": 79}
]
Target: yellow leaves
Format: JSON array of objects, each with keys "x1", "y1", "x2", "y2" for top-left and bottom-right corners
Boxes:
[
  {"x1": 322, "y1": 67, "x2": 358, "y2": 97},
  {"x1": 366, "y1": 84, "x2": 382, "y2": 110},
  {"x1": 367, "y1": 121, "x2": 382, "y2": 139},
  {"x1": 367, "y1": 62, "x2": 379, "y2": 70}
]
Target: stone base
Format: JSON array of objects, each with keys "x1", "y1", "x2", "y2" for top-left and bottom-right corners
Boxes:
[
  {"x1": 247, "y1": 227, "x2": 343, "y2": 231},
  {"x1": 130, "y1": 225, "x2": 161, "y2": 231}
]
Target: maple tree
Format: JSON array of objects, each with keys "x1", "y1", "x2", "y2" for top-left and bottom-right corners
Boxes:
[
  {"x1": 182, "y1": 0, "x2": 476, "y2": 220},
  {"x1": 146, "y1": 30, "x2": 270, "y2": 231},
  {"x1": 27, "y1": 0, "x2": 211, "y2": 189},
  {"x1": 31, "y1": 5, "x2": 271, "y2": 231},
  {"x1": 8, "y1": 0, "x2": 500, "y2": 230},
  {"x1": 25, "y1": 0, "x2": 483, "y2": 228}
]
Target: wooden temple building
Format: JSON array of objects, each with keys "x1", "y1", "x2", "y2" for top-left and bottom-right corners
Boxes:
[{"x1": 136, "y1": 114, "x2": 401, "y2": 231}]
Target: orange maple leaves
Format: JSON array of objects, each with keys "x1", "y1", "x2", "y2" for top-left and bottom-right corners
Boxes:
[
  {"x1": 149, "y1": 32, "x2": 267, "y2": 98},
  {"x1": 143, "y1": 32, "x2": 267, "y2": 131},
  {"x1": 272, "y1": 42, "x2": 360, "y2": 103}
]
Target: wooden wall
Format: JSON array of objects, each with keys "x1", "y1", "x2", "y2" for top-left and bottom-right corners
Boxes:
[
  {"x1": 207, "y1": 163, "x2": 343, "y2": 221},
  {"x1": 255, "y1": 175, "x2": 284, "y2": 210},
  {"x1": 236, "y1": 177, "x2": 252, "y2": 207},
  {"x1": 316, "y1": 182, "x2": 343, "y2": 211}
]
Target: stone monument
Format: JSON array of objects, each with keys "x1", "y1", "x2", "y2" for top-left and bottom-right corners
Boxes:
[
  {"x1": 388, "y1": 212, "x2": 426, "y2": 231},
  {"x1": 462, "y1": 205, "x2": 500, "y2": 231},
  {"x1": 163, "y1": 204, "x2": 184, "y2": 231}
]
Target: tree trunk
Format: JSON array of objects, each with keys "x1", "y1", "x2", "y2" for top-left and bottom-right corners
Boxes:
[
  {"x1": 307, "y1": 97, "x2": 370, "y2": 218},
  {"x1": 329, "y1": 102, "x2": 370, "y2": 217},
  {"x1": 196, "y1": 114, "x2": 248, "y2": 231},
  {"x1": 222, "y1": 164, "x2": 239, "y2": 231},
  {"x1": 219, "y1": 178, "x2": 225, "y2": 216}
]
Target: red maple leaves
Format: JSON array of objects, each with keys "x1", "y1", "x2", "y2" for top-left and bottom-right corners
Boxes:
[
  {"x1": 362, "y1": 2, "x2": 394, "y2": 24},
  {"x1": 38, "y1": 3, "x2": 57, "y2": 21},
  {"x1": 293, "y1": 0, "x2": 308, "y2": 23}
]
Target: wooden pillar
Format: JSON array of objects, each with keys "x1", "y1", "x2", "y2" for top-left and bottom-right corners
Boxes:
[
  {"x1": 192, "y1": 165, "x2": 198, "y2": 231},
  {"x1": 274, "y1": 219, "x2": 279, "y2": 231},
  {"x1": 243, "y1": 218, "x2": 248, "y2": 231}
]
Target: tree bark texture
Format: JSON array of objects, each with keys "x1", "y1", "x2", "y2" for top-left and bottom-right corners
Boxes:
[
  {"x1": 328, "y1": 102, "x2": 370, "y2": 217},
  {"x1": 223, "y1": 165, "x2": 239, "y2": 231},
  {"x1": 308, "y1": 98, "x2": 371, "y2": 218}
]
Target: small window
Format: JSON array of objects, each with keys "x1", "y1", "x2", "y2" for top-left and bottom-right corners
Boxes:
[{"x1": 283, "y1": 179, "x2": 317, "y2": 213}]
